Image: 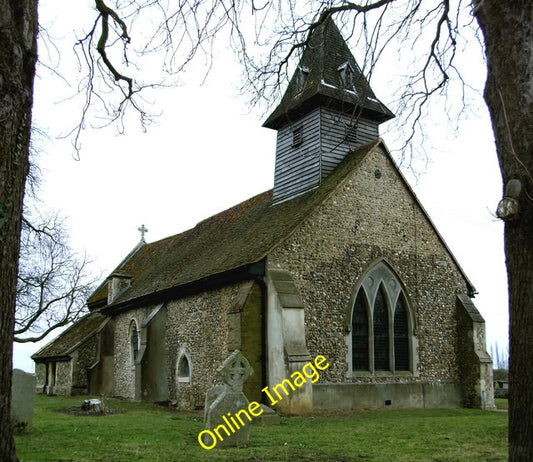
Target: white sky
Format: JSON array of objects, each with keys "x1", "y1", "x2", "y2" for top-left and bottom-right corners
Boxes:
[{"x1": 13, "y1": 1, "x2": 508, "y2": 372}]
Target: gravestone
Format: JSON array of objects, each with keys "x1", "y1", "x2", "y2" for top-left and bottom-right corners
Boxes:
[
  {"x1": 11, "y1": 369, "x2": 36, "y2": 432},
  {"x1": 202, "y1": 350, "x2": 253, "y2": 448}
]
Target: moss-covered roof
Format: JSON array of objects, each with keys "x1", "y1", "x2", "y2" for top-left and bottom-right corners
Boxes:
[
  {"x1": 87, "y1": 137, "x2": 474, "y2": 311},
  {"x1": 88, "y1": 139, "x2": 383, "y2": 310},
  {"x1": 32, "y1": 313, "x2": 109, "y2": 361},
  {"x1": 263, "y1": 16, "x2": 394, "y2": 129}
]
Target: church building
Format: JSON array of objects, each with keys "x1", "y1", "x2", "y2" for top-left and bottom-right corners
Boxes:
[{"x1": 33, "y1": 17, "x2": 494, "y2": 413}]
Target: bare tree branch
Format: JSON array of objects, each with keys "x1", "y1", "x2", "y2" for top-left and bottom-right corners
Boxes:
[
  {"x1": 95, "y1": 0, "x2": 133, "y2": 95},
  {"x1": 15, "y1": 208, "x2": 97, "y2": 343}
]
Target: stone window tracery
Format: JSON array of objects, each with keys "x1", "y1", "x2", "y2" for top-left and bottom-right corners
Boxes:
[{"x1": 347, "y1": 261, "x2": 415, "y2": 375}]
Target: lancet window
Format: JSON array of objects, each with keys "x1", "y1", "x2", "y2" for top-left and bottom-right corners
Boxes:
[{"x1": 130, "y1": 320, "x2": 139, "y2": 363}]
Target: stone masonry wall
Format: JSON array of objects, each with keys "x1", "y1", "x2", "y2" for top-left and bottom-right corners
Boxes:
[
  {"x1": 112, "y1": 283, "x2": 257, "y2": 406},
  {"x1": 166, "y1": 282, "x2": 249, "y2": 410},
  {"x1": 456, "y1": 294, "x2": 495, "y2": 408},
  {"x1": 71, "y1": 335, "x2": 98, "y2": 394},
  {"x1": 113, "y1": 308, "x2": 147, "y2": 399},
  {"x1": 54, "y1": 361, "x2": 73, "y2": 395},
  {"x1": 269, "y1": 145, "x2": 469, "y2": 386},
  {"x1": 34, "y1": 363, "x2": 46, "y2": 393}
]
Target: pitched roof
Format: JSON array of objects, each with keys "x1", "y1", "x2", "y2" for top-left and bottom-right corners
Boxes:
[
  {"x1": 88, "y1": 140, "x2": 383, "y2": 310},
  {"x1": 32, "y1": 313, "x2": 109, "y2": 361},
  {"x1": 88, "y1": 138, "x2": 475, "y2": 311},
  {"x1": 87, "y1": 240, "x2": 145, "y2": 309},
  {"x1": 263, "y1": 16, "x2": 394, "y2": 129}
]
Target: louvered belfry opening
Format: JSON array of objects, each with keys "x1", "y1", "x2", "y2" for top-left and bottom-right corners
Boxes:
[
  {"x1": 292, "y1": 126, "x2": 303, "y2": 147},
  {"x1": 263, "y1": 16, "x2": 394, "y2": 205}
]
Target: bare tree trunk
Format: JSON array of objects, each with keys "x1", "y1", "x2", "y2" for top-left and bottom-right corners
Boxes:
[
  {"x1": 0, "y1": 1, "x2": 38, "y2": 460},
  {"x1": 474, "y1": 2, "x2": 533, "y2": 461}
]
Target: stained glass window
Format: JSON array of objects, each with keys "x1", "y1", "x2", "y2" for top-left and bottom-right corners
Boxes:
[
  {"x1": 352, "y1": 291, "x2": 369, "y2": 371},
  {"x1": 373, "y1": 286, "x2": 390, "y2": 371},
  {"x1": 394, "y1": 296, "x2": 410, "y2": 371},
  {"x1": 350, "y1": 263, "x2": 412, "y2": 375}
]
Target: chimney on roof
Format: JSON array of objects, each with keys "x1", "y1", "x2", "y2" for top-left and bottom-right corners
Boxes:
[{"x1": 107, "y1": 273, "x2": 132, "y2": 304}]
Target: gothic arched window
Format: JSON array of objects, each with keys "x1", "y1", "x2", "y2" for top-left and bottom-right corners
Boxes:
[
  {"x1": 348, "y1": 261, "x2": 414, "y2": 375},
  {"x1": 394, "y1": 295, "x2": 410, "y2": 371},
  {"x1": 352, "y1": 291, "x2": 369, "y2": 371},
  {"x1": 373, "y1": 286, "x2": 390, "y2": 371},
  {"x1": 177, "y1": 351, "x2": 192, "y2": 383}
]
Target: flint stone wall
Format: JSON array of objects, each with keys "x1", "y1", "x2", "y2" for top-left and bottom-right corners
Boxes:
[
  {"x1": 33, "y1": 361, "x2": 71, "y2": 396},
  {"x1": 70, "y1": 335, "x2": 98, "y2": 394},
  {"x1": 269, "y1": 146, "x2": 468, "y2": 388},
  {"x1": 111, "y1": 284, "x2": 258, "y2": 407},
  {"x1": 34, "y1": 363, "x2": 46, "y2": 393},
  {"x1": 166, "y1": 283, "x2": 246, "y2": 409},
  {"x1": 52, "y1": 361, "x2": 72, "y2": 395},
  {"x1": 113, "y1": 307, "x2": 148, "y2": 399}
]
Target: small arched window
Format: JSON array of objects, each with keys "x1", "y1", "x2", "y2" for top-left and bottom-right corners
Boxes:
[
  {"x1": 177, "y1": 352, "x2": 191, "y2": 383},
  {"x1": 130, "y1": 321, "x2": 139, "y2": 363}
]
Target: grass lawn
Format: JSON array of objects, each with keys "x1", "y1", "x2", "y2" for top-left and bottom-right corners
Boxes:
[
  {"x1": 494, "y1": 398, "x2": 508, "y2": 409},
  {"x1": 15, "y1": 395, "x2": 508, "y2": 461}
]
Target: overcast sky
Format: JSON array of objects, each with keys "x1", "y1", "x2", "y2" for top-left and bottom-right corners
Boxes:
[{"x1": 13, "y1": 1, "x2": 509, "y2": 372}]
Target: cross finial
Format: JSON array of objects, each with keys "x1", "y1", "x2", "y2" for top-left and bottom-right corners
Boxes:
[{"x1": 137, "y1": 224, "x2": 148, "y2": 242}]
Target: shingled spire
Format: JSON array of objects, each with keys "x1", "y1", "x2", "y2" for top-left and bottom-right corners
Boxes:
[{"x1": 264, "y1": 16, "x2": 394, "y2": 205}]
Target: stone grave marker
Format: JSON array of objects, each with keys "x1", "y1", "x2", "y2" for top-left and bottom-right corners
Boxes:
[
  {"x1": 202, "y1": 350, "x2": 253, "y2": 448},
  {"x1": 11, "y1": 369, "x2": 36, "y2": 432}
]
